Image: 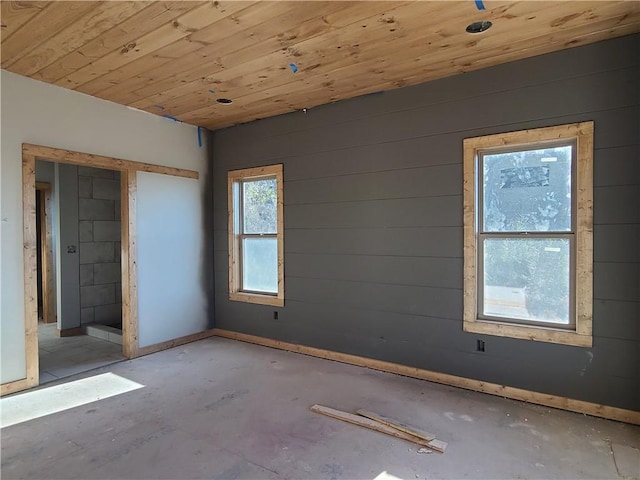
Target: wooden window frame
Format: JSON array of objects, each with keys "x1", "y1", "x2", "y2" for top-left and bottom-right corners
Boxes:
[
  {"x1": 463, "y1": 122, "x2": 594, "y2": 347},
  {"x1": 228, "y1": 164, "x2": 284, "y2": 307}
]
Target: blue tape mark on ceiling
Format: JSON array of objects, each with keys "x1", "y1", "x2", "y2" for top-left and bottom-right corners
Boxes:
[
  {"x1": 209, "y1": 89, "x2": 215, "y2": 94},
  {"x1": 475, "y1": 0, "x2": 486, "y2": 10},
  {"x1": 154, "y1": 104, "x2": 165, "y2": 110},
  {"x1": 289, "y1": 63, "x2": 298, "y2": 74},
  {"x1": 197, "y1": 126, "x2": 203, "y2": 148},
  {"x1": 163, "y1": 114, "x2": 180, "y2": 122}
]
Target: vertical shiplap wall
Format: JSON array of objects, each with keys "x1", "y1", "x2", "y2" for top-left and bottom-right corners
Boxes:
[{"x1": 212, "y1": 34, "x2": 639, "y2": 411}]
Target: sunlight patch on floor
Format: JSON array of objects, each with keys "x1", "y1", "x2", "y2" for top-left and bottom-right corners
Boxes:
[
  {"x1": 1, "y1": 372, "x2": 144, "y2": 428},
  {"x1": 373, "y1": 470, "x2": 405, "y2": 480}
]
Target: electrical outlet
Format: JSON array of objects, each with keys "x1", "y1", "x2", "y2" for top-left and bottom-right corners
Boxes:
[
  {"x1": 477, "y1": 339, "x2": 485, "y2": 352},
  {"x1": 273, "y1": 311, "x2": 278, "y2": 320}
]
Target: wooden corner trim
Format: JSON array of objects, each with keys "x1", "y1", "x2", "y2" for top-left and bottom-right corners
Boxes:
[{"x1": 212, "y1": 329, "x2": 639, "y2": 426}]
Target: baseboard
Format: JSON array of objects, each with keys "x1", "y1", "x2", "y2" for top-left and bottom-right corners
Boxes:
[
  {"x1": 134, "y1": 329, "x2": 217, "y2": 357},
  {"x1": 57, "y1": 327, "x2": 84, "y2": 337},
  {"x1": 213, "y1": 328, "x2": 640, "y2": 426},
  {"x1": 0, "y1": 378, "x2": 34, "y2": 397}
]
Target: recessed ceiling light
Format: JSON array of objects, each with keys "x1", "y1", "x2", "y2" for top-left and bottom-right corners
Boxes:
[
  {"x1": 216, "y1": 98, "x2": 233, "y2": 104},
  {"x1": 466, "y1": 20, "x2": 492, "y2": 34}
]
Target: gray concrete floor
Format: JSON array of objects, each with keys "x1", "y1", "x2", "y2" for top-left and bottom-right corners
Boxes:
[
  {"x1": 38, "y1": 323, "x2": 125, "y2": 384},
  {"x1": 2, "y1": 337, "x2": 639, "y2": 479}
]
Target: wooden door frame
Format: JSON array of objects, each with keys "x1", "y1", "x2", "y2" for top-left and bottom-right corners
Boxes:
[
  {"x1": 35, "y1": 181, "x2": 56, "y2": 325},
  {"x1": 1, "y1": 144, "x2": 198, "y2": 396}
]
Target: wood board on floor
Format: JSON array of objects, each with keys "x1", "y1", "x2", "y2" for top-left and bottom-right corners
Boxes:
[
  {"x1": 310, "y1": 404, "x2": 447, "y2": 453},
  {"x1": 356, "y1": 409, "x2": 437, "y2": 442}
]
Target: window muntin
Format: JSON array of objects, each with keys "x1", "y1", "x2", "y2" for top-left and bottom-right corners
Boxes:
[
  {"x1": 228, "y1": 165, "x2": 284, "y2": 306},
  {"x1": 463, "y1": 122, "x2": 593, "y2": 347}
]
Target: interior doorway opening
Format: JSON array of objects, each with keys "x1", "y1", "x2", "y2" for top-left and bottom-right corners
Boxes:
[{"x1": 35, "y1": 160, "x2": 125, "y2": 384}]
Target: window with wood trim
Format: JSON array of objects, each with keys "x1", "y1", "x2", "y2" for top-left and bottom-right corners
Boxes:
[
  {"x1": 228, "y1": 164, "x2": 284, "y2": 306},
  {"x1": 463, "y1": 122, "x2": 593, "y2": 347}
]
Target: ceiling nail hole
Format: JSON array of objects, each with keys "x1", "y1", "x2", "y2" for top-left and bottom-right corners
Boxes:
[
  {"x1": 466, "y1": 20, "x2": 492, "y2": 34},
  {"x1": 217, "y1": 98, "x2": 233, "y2": 104}
]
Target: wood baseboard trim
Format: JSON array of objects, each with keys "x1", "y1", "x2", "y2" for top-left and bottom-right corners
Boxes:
[
  {"x1": 134, "y1": 329, "x2": 217, "y2": 358},
  {"x1": 57, "y1": 327, "x2": 84, "y2": 337},
  {"x1": 213, "y1": 329, "x2": 640, "y2": 425},
  {"x1": 1, "y1": 378, "x2": 35, "y2": 397}
]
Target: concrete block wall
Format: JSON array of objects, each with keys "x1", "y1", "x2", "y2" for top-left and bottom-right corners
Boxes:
[{"x1": 78, "y1": 166, "x2": 122, "y2": 327}]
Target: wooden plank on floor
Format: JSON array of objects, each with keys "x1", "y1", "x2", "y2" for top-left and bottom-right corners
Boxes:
[
  {"x1": 310, "y1": 404, "x2": 447, "y2": 453},
  {"x1": 356, "y1": 409, "x2": 437, "y2": 442}
]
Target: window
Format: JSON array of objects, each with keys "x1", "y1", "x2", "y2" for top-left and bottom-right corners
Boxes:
[
  {"x1": 463, "y1": 122, "x2": 593, "y2": 347},
  {"x1": 228, "y1": 164, "x2": 284, "y2": 306}
]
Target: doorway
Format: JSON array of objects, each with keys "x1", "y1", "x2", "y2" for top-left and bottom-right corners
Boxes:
[
  {"x1": 1, "y1": 142, "x2": 198, "y2": 396},
  {"x1": 34, "y1": 161, "x2": 125, "y2": 384},
  {"x1": 35, "y1": 182, "x2": 55, "y2": 325}
]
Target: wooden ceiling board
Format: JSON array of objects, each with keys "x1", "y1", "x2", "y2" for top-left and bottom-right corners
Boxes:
[
  {"x1": 152, "y1": 1, "x2": 635, "y2": 124},
  {"x1": 1, "y1": 1, "x2": 98, "y2": 67},
  {"x1": 56, "y1": 1, "x2": 252, "y2": 92},
  {"x1": 31, "y1": 2, "x2": 199, "y2": 83},
  {"x1": 72, "y1": 36, "x2": 207, "y2": 98},
  {"x1": 156, "y1": 1, "x2": 512, "y2": 117},
  {"x1": 0, "y1": 1, "x2": 48, "y2": 43},
  {"x1": 124, "y1": 1, "x2": 440, "y2": 115},
  {"x1": 2, "y1": 1, "x2": 639, "y2": 130},
  {"x1": 105, "y1": 2, "x2": 408, "y2": 108},
  {"x1": 192, "y1": 3, "x2": 640, "y2": 129},
  {"x1": 6, "y1": 2, "x2": 150, "y2": 77},
  {"x1": 186, "y1": 11, "x2": 640, "y2": 129},
  {"x1": 100, "y1": 1, "x2": 342, "y2": 105}
]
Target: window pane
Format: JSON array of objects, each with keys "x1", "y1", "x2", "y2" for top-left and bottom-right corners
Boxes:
[
  {"x1": 243, "y1": 178, "x2": 277, "y2": 234},
  {"x1": 483, "y1": 238, "x2": 570, "y2": 325},
  {"x1": 482, "y1": 145, "x2": 572, "y2": 232},
  {"x1": 242, "y1": 237, "x2": 278, "y2": 293}
]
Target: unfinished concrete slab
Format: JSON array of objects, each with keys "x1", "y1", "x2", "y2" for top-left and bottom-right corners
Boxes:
[{"x1": 2, "y1": 337, "x2": 638, "y2": 479}]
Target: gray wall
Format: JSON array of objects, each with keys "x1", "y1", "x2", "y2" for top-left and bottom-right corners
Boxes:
[
  {"x1": 211, "y1": 35, "x2": 639, "y2": 411},
  {"x1": 55, "y1": 163, "x2": 81, "y2": 331},
  {"x1": 78, "y1": 166, "x2": 122, "y2": 327}
]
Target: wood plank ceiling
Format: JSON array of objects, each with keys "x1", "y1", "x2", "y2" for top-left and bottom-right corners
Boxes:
[{"x1": 2, "y1": 1, "x2": 639, "y2": 130}]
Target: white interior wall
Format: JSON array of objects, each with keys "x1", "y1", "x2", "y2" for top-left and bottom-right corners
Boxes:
[
  {"x1": 136, "y1": 172, "x2": 208, "y2": 348},
  {"x1": 0, "y1": 70, "x2": 209, "y2": 385}
]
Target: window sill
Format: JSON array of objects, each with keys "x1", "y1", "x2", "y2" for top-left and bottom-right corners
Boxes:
[
  {"x1": 229, "y1": 291, "x2": 284, "y2": 307},
  {"x1": 464, "y1": 318, "x2": 592, "y2": 347}
]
